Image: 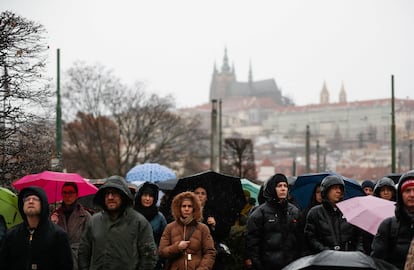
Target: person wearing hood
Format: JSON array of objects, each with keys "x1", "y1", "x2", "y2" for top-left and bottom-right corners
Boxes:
[
  {"x1": 245, "y1": 173, "x2": 302, "y2": 270},
  {"x1": 372, "y1": 170, "x2": 414, "y2": 269},
  {"x1": 361, "y1": 180, "x2": 375, "y2": 196},
  {"x1": 158, "y1": 191, "x2": 216, "y2": 270},
  {"x1": 374, "y1": 177, "x2": 397, "y2": 201},
  {"x1": 50, "y1": 182, "x2": 91, "y2": 270},
  {"x1": 78, "y1": 175, "x2": 157, "y2": 270},
  {"x1": 362, "y1": 177, "x2": 396, "y2": 255},
  {"x1": 304, "y1": 175, "x2": 361, "y2": 253},
  {"x1": 134, "y1": 182, "x2": 167, "y2": 270},
  {"x1": 0, "y1": 186, "x2": 73, "y2": 270}
]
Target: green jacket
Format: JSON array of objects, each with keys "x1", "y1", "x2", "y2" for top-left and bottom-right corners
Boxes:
[
  {"x1": 78, "y1": 207, "x2": 157, "y2": 270},
  {"x1": 78, "y1": 175, "x2": 157, "y2": 270}
]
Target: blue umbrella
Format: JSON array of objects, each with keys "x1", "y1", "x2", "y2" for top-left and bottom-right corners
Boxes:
[
  {"x1": 126, "y1": 163, "x2": 176, "y2": 183},
  {"x1": 290, "y1": 172, "x2": 365, "y2": 209}
]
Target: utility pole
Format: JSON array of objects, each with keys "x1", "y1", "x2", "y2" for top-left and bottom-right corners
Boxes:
[
  {"x1": 391, "y1": 75, "x2": 396, "y2": 173},
  {"x1": 316, "y1": 140, "x2": 320, "y2": 172},
  {"x1": 410, "y1": 140, "x2": 413, "y2": 170},
  {"x1": 210, "y1": 99, "x2": 218, "y2": 171},
  {"x1": 218, "y1": 99, "x2": 222, "y2": 172},
  {"x1": 306, "y1": 125, "x2": 310, "y2": 173},
  {"x1": 56, "y1": 49, "x2": 62, "y2": 172}
]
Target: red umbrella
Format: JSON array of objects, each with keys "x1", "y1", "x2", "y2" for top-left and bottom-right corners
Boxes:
[
  {"x1": 336, "y1": 195, "x2": 395, "y2": 235},
  {"x1": 12, "y1": 171, "x2": 98, "y2": 203}
]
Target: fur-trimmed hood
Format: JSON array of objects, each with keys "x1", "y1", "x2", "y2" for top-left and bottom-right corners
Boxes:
[{"x1": 171, "y1": 191, "x2": 202, "y2": 224}]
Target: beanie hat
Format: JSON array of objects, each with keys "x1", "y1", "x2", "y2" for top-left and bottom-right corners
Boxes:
[
  {"x1": 401, "y1": 179, "x2": 414, "y2": 193},
  {"x1": 361, "y1": 180, "x2": 375, "y2": 190}
]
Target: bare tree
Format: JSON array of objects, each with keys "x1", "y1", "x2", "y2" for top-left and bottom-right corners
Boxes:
[
  {"x1": 222, "y1": 137, "x2": 257, "y2": 179},
  {"x1": 0, "y1": 11, "x2": 53, "y2": 184},
  {"x1": 62, "y1": 62, "x2": 205, "y2": 178}
]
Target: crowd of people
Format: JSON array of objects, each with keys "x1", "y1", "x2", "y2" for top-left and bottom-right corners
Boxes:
[{"x1": 0, "y1": 169, "x2": 414, "y2": 270}]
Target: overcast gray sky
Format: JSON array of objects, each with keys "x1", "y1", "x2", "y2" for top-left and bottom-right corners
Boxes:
[{"x1": 2, "y1": 0, "x2": 414, "y2": 108}]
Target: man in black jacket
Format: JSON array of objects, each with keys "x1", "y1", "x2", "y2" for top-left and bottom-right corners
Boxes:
[
  {"x1": 372, "y1": 170, "x2": 414, "y2": 269},
  {"x1": 0, "y1": 186, "x2": 73, "y2": 270},
  {"x1": 304, "y1": 175, "x2": 361, "y2": 253},
  {"x1": 246, "y1": 173, "x2": 302, "y2": 270}
]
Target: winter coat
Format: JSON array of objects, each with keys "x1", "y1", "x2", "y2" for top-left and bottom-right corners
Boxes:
[
  {"x1": 159, "y1": 221, "x2": 216, "y2": 270},
  {"x1": 304, "y1": 201, "x2": 361, "y2": 253},
  {"x1": 0, "y1": 186, "x2": 73, "y2": 270},
  {"x1": 52, "y1": 202, "x2": 91, "y2": 270},
  {"x1": 78, "y1": 175, "x2": 157, "y2": 270},
  {"x1": 134, "y1": 182, "x2": 167, "y2": 247},
  {"x1": 371, "y1": 171, "x2": 414, "y2": 269},
  {"x1": 158, "y1": 191, "x2": 216, "y2": 270},
  {"x1": 246, "y1": 174, "x2": 302, "y2": 270}
]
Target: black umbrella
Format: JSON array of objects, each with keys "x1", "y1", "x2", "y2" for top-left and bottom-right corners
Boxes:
[
  {"x1": 170, "y1": 170, "x2": 245, "y2": 228},
  {"x1": 282, "y1": 250, "x2": 398, "y2": 270},
  {"x1": 157, "y1": 178, "x2": 178, "y2": 191},
  {"x1": 383, "y1": 173, "x2": 402, "y2": 184}
]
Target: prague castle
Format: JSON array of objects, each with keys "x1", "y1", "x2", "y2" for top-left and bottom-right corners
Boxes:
[{"x1": 181, "y1": 49, "x2": 414, "y2": 180}]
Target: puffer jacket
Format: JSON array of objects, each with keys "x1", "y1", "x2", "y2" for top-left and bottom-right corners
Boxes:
[
  {"x1": 372, "y1": 170, "x2": 414, "y2": 269},
  {"x1": 246, "y1": 174, "x2": 302, "y2": 270},
  {"x1": 158, "y1": 191, "x2": 216, "y2": 270},
  {"x1": 0, "y1": 186, "x2": 73, "y2": 270},
  {"x1": 159, "y1": 221, "x2": 215, "y2": 270},
  {"x1": 305, "y1": 201, "x2": 361, "y2": 253},
  {"x1": 78, "y1": 175, "x2": 157, "y2": 270}
]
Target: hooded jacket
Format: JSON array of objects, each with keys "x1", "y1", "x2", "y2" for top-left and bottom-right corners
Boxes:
[
  {"x1": 372, "y1": 170, "x2": 414, "y2": 269},
  {"x1": 373, "y1": 177, "x2": 397, "y2": 201},
  {"x1": 304, "y1": 175, "x2": 361, "y2": 253},
  {"x1": 78, "y1": 176, "x2": 157, "y2": 270},
  {"x1": 246, "y1": 174, "x2": 301, "y2": 270},
  {"x1": 158, "y1": 191, "x2": 216, "y2": 270},
  {"x1": 0, "y1": 186, "x2": 73, "y2": 270},
  {"x1": 134, "y1": 182, "x2": 167, "y2": 247}
]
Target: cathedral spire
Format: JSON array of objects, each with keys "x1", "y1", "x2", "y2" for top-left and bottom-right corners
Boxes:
[
  {"x1": 221, "y1": 47, "x2": 231, "y2": 73},
  {"x1": 320, "y1": 81, "x2": 330, "y2": 104}
]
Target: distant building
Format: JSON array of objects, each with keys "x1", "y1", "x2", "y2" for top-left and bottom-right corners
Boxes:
[
  {"x1": 178, "y1": 52, "x2": 414, "y2": 180},
  {"x1": 209, "y1": 48, "x2": 293, "y2": 106}
]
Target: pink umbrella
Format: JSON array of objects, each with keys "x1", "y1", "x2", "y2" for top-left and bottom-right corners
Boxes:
[
  {"x1": 337, "y1": 195, "x2": 395, "y2": 235},
  {"x1": 12, "y1": 171, "x2": 98, "y2": 204}
]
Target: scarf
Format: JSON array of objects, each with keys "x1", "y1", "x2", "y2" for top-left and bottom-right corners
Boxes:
[
  {"x1": 135, "y1": 204, "x2": 158, "y2": 222},
  {"x1": 179, "y1": 215, "x2": 194, "y2": 226}
]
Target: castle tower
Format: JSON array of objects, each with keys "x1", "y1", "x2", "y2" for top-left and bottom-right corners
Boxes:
[
  {"x1": 209, "y1": 48, "x2": 236, "y2": 101},
  {"x1": 320, "y1": 81, "x2": 330, "y2": 104},
  {"x1": 339, "y1": 81, "x2": 347, "y2": 103}
]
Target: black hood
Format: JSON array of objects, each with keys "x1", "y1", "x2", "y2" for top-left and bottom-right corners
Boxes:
[
  {"x1": 93, "y1": 175, "x2": 133, "y2": 209},
  {"x1": 263, "y1": 173, "x2": 288, "y2": 201},
  {"x1": 396, "y1": 170, "x2": 414, "y2": 220},
  {"x1": 373, "y1": 177, "x2": 396, "y2": 199},
  {"x1": 135, "y1": 181, "x2": 159, "y2": 207},
  {"x1": 18, "y1": 186, "x2": 50, "y2": 226}
]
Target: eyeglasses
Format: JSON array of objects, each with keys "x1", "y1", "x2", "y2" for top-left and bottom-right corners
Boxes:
[
  {"x1": 62, "y1": 191, "x2": 77, "y2": 195},
  {"x1": 23, "y1": 196, "x2": 40, "y2": 203}
]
